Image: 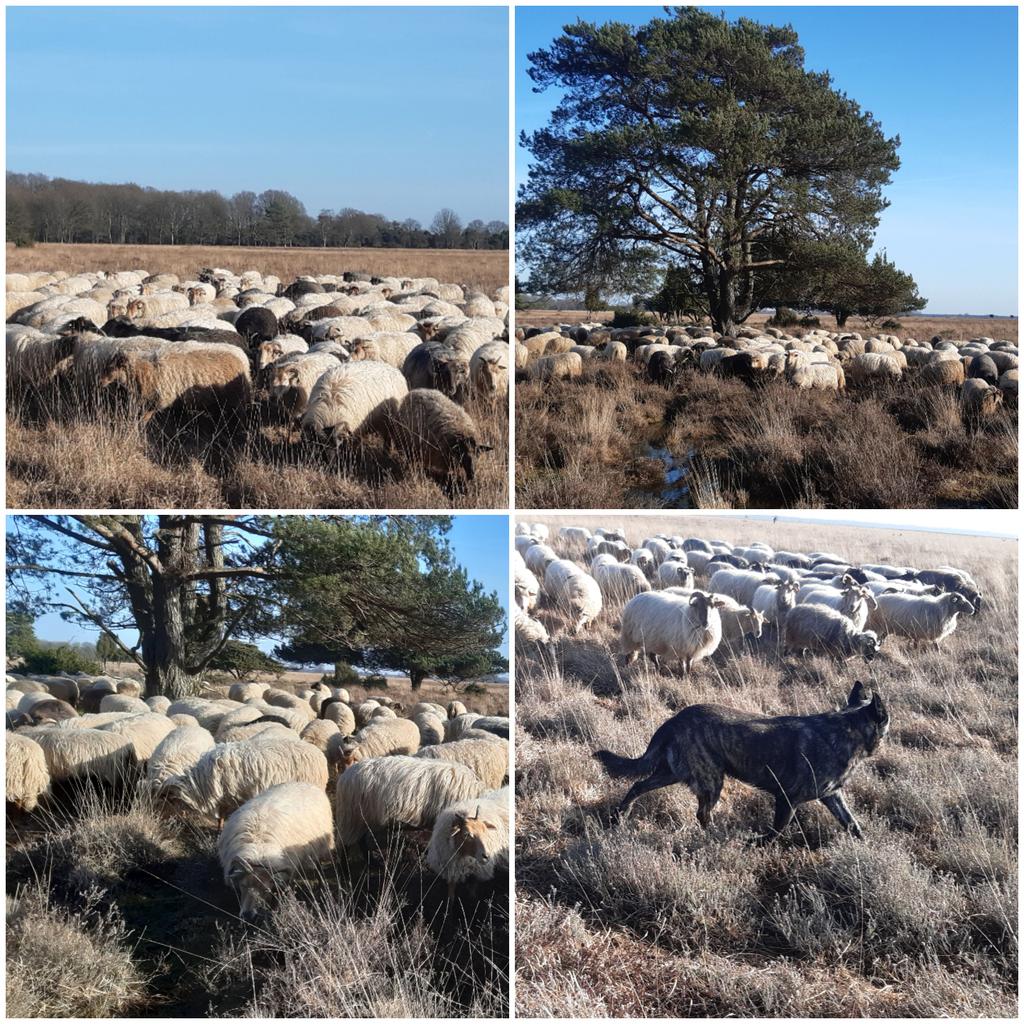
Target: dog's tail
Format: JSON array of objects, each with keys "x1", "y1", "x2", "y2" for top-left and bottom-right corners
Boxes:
[{"x1": 593, "y1": 745, "x2": 658, "y2": 778}]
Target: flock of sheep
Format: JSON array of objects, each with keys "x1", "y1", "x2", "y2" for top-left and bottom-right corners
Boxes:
[
  {"x1": 514, "y1": 522, "x2": 982, "y2": 672},
  {"x1": 6, "y1": 672, "x2": 510, "y2": 920},
  {"x1": 6, "y1": 267, "x2": 510, "y2": 493},
  {"x1": 514, "y1": 321, "x2": 1018, "y2": 422}
]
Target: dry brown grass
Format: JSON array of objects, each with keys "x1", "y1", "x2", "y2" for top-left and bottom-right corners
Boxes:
[
  {"x1": 6, "y1": 243, "x2": 509, "y2": 295},
  {"x1": 7, "y1": 376, "x2": 509, "y2": 510},
  {"x1": 516, "y1": 309, "x2": 1019, "y2": 342},
  {"x1": 515, "y1": 360, "x2": 1017, "y2": 510},
  {"x1": 515, "y1": 516, "x2": 1017, "y2": 1018}
]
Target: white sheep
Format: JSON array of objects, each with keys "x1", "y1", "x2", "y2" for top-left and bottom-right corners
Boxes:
[
  {"x1": 869, "y1": 591, "x2": 975, "y2": 645},
  {"x1": 299, "y1": 718, "x2": 341, "y2": 752},
  {"x1": 594, "y1": 561, "x2": 651, "y2": 605},
  {"x1": 268, "y1": 351, "x2": 341, "y2": 421},
  {"x1": 300, "y1": 360, "x2": 408, "y2": 444},
  {"x1": 413, "y1": 711, "x2": 446, "y2": 747},
  {"x1": 218, "y1": 781, "x2": 335, "y2": 923},
  {"x1": 657, "y1": 559, "x2": 695, "y2": 590},
  {"x1": 801, "y1": 580, "x2": 878, "y2": 631},
  {"x1": 469, "y1": 340, "x2": 509, "y2": 400},
  {"x1": 96, "y1": 712, "x2": 177, "y2": 762},
  {"x1": 327, "y1": 716, "x2": 421, "y2": 772},
  {"x1": 319, "y1": 699, "x2": 356, "y2": 736},
  {"x1": 30, "y1": 728, "x2": 136, "y2": 785},
  {"x1": 544, "y1": 558, "x2": 603, "y2": 633},
  {"x1": 416, "y1": 736, "x2": 509, "y2": 789},
  {"x1": 6, "y1": 733, "x2": 51, "y2": 811},
  {"x1": 514, "y1": 561, "x2": 541, "y2": 612},
  {"x1": 161, "y1": 738, "x2": 329, "y2": 826},
  {"x1": 334, "y1": 755, "x2": 486, "y2": 852},
  {"x1": 751, "y1": 579, "x2": 801, "y2": 627},
  {"x1": 620, "y1": 590, "x2": 726, "y2": 673},
  {"x1": 426, "y1": 787, "x2": 509, "y2": 893},
  {"x1": 709, "y1": 567, "x2": 774, "y2": 607},
  {"x1": 146, "y1": 725, "x2": 216, "y2": 792},
  {"x1": 514, "y1": 605, "x2": 550, "y2": 646}
]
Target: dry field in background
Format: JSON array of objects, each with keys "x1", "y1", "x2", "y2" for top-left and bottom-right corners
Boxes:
[
  {"x1": 7, "y1": 672, "x2": 509, "y2": 1018},
  {"x1": 515, "y1": 515, "x2": 1017, "y2": 1018},
  {"x1": 6, "y1": 243, "x2": 509, "y2": 295},
  {"x1": 515, "y1": 359, "x2": 1017, "y2": 510},
  {"x1": 515, "y1": 309, "x2": 1019, "y2": 343}
]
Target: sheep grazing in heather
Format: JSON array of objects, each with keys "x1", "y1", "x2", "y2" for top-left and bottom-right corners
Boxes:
[
  {"x1": 469, "y1": 341, "x2": 509, "y2": 401},
  {"x1": 334, "y1": 755, "x2": 486, "y2": 854},
  {"x1": 146, "y1": 725, "x2": 216, "y2": 793},
  {"x1": 709, "y1": 567, "x2": 774, "y2": 607},
  {"x1": 161, "y1": 738, "x2": 329, "y2": 826},
  {"x1": 300, "y1": 360, "x2": 408, "y2": 445},
  {"x1": 412, "y1": 711, "x2": 446, "y2": 747},
  {"x1": 6, "y1": 733, "x2": 51, "y2": 812},
  {"x1": 218, "y1": 782, "x2": 334, "y2": 923},
  {"x1": 514, "y1": 559, "x2": 541, "y2": 613},
  {"x1": 657, "y1": 559, "x2": 695, "y2": 590},
  {"x1": 515, "y1": 605, "x2": 550, "y2": 646},
  {"x1": 961, "y1": 378, "x2": 1004, "y2": 426},
  {"x1": 268, "y1": 351, "x2": 343, "y2": 421},
  {"x1": 426, "y1": 787, "x2": 509, "y2": 895},
  {"x1": 869, "y1": 590, "x2": 975, "y2": 646},
  {"x1": 349, "y1": 333, "x2": 421, "y2": 368},
  {"x1": 544, "y1": 558, "x2": 603, "y2": 633},
  {"x1": 402, "y1": 342, "x2": 471, "y2": 402},
  {"x1": 30, "y1": 728, "x2": 136, "y2": 786},
  {"x1": 784, "y1": 603, "x2": 881, "y2": 662},
  {"x1": 327, "y1": 716, "x2": 420, "y2": 773},
  {"x1": 675, "y1": 592, "x2": 763, "y2": 649},
  {"x1": 318, "y1": 698, "x2": 356, "y2": 736},
  {"x1": 525, "y1": 351, "x2": 583, "y2": 382},
  {"x1": 594, "y1": 560, "x2": 652, "y2": 605},
  {"x1": 388, "y1": 389, "x2": 492, "y2": 495},
  {"x1": 95, "y1": 712, "x2": 176, "y2": 762},
  {"x1": 235, "y1": 305, "x2": 279, "y2": 345},
  {"x1": 620, "y1": 590, "x2": 727, "y2": 674},
  {"x1": 752, "y1": 579, "x2": 801, "y2": 627},
  {"x1": 416, "y1": 736, "x2": 509, "y2": 789},
  {"x1": 256, "y1": 334, "x2": 308, "y2": 371},
  {"x1": 99, "y1": 342, "x2": 251, "y2": 426}
]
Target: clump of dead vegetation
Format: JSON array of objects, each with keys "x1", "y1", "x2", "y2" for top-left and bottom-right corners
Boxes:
[
  {"x1": 515, "y1": 516, "x2": 1017, "y2": 1017},
  {"x1": 515, "y1": 363, "x2": 1016, "y2": 509}
]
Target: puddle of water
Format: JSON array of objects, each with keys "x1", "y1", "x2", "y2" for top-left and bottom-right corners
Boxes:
[{"x1": 645, "y1": 444, "x2": 695, "y2": 506}]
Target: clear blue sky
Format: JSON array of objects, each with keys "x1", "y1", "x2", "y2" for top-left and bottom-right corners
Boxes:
[
  {"x1": 517, "y1": 5, "x2": 1018, "y2": 314},
  {"x1": 7, "y1": 5, "x2": 509, "y2": 225},
  {"x1": 21, "y1": 515, "x2": 510, "y2": 662}
]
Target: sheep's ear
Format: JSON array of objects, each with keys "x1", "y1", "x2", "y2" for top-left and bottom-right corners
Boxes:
[{"x1": 688, "y1": 592, "x2": 706, "y2": 608}]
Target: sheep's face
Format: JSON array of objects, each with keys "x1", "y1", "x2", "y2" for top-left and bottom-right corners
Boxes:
[
  {"x1": 349, "y1": 340, "x2": 373, "y2": 361},
  {"x1": 744, "y1": 610, "x2": 766, "y2": 640},
  {"x1": 229, "y1": 861, "x2": 290, "y2": 924},
  {"x1": 99, "y1": 353, "x2": 132, "y2": 389},
  {"x1": 949, "y1": 593, "x2": 975, "y2": 617},
  {"x1": 258, "y1": 344, "x2": 283, "y2": 371},
  {"x1": 451, "y1": 810, "x2": 498, "y2": 862},
  {"x1": 859, "y1": 632, "x2": 881, "y2": 663}
]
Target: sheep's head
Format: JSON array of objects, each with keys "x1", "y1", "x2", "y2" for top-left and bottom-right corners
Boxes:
[
  {"x1": 948, "y1": 592, "x2": 975, "y2": 617},
  {"x1": 227, "y1": 858, "x2": 291, "y2": 924},
  {"x1": 744, "y1": 609, "x2": 766, "y2": 640},
  {"x1": 258, "y1": 343, "x2": 283, "y2": 371},
  {"x1": 858, "y1": 631, "x2": 881, "y2": 663},
  {"x1": 349, "y1": 339, "x2": 374, "y2": 361},
  {"x1": 449, "y1": 806, "x2": 498, "y2": 863},
  {"x1": 99, "y1": 351, "x2": 132, "y2": 389}
]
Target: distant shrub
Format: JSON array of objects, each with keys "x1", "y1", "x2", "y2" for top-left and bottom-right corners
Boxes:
[
  {"x1": 881, "y1": 318, "x2": 903, "y2": 330},
  {"x1": 462, "y1": 682, "x2": 488, "y2": 696},
  {"x1": 12, "y1": 235, "x2": 35, "y2": 249},
  {"x1": 363, "y1": 673, "x2": 389, "y2": 690},
  {"x1": 799, "y1": 314, "x2": 821, "y2": 328},
  {"x1": 768, "y1": 307, "x2": 801, "y2": 327},
  {"x1": 328, "y1": 661, "x2": 362, "y2": 688},
  {"x1": 20, "y1": 646, "x2": 101, "y2": 676},
  {"x1": 611, "y1": 308, "x2": 656, "y2": 328}
]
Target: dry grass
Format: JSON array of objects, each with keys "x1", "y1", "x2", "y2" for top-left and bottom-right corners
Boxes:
[
  {"x1": 515, "y1": 516, "x2": 1017, "y2": 1018},
  {"x1": 516, "y1": 309, "x2": 1018, "y2": 343},
  {"x1": 7, "y1": 370, "x2": 509, "y2": 511},
  {"x1": 6, "y1": 675, "x2": 508, "y2": 1017},
  {"x1": 515, "y1": 360, "x2": 1017, "y2": 510},
  {"x1": 6, "y1": 243, "x2": 509, "y2": 295}
]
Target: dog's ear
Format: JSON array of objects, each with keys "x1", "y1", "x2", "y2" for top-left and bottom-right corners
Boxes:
[
  {"x1": 869, "y1": 692, "x2": 888, "y2": 724},
  {"x1": 847, "y1": 681, "x2": 868, "y2": 706}
]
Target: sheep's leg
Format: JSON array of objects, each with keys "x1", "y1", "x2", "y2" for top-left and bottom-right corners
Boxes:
[{"x1": 821, "y1": 791, "x2": 863, "y2": 839}]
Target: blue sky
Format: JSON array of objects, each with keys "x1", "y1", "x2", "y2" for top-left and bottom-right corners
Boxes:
[
  {"x1": 517, "y1": 5, "x2": 1018, "y2": 314},
  {"x1": 6, "y1": 5, "x2": 509, "y2": 225},
  {"x1": 19, "y1": 515, "x2": 510, "y2": 662}
]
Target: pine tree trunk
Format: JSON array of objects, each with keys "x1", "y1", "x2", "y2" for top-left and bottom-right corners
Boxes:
[
  {"x1": 143, "y1": 570, "x2": 198, "y2": 699},
  {"x1": 409, "y1": 668, "x2": 428, "y2": 691}
]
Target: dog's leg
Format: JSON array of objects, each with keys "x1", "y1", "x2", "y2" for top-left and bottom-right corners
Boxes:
[
  {"x1": 695, "y1": 773, "x2": 723, "y2": 829},
  {"x1": 757, "y1": 797, "x2": 796, "y2": 843},
  {"x1": 821, "y1": 791, "x2": 863, "y2": 839},
  {"x1": 617, "y1": 770, "x2": 677, "y2": 815}
]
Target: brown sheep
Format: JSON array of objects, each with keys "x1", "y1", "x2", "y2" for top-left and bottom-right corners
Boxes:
[
  {"x1": 919, "y1": 359, "x2": 965, "y2": 388},
  {"x1": 388, "y1": 389, "x2": 492, "y2": 496}
]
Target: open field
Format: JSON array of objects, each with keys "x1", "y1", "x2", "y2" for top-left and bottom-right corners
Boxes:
[
  {"x1": 515, "y1": 309, "x2": 1019, "y2": 343},
  {"x1": 515, "y1": 321, "x2": 1017, "y2": 509},
  {"x1": 7, "y1": 671, "x2": 509, "y2": 1018},
  {"x1": 7, "y1": 259, "x2": 509, "y2": 509},
  {"x1": 514, "y1": 515, "x2": 1017, "y2": 1017},
  {"x1": 8, "y1": 243, "x2": 509, "y2": 296}
]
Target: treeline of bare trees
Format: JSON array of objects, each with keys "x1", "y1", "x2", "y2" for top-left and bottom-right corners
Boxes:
[{"x1": 6, "y1": 173, "x2": 509, "y2": 250}]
